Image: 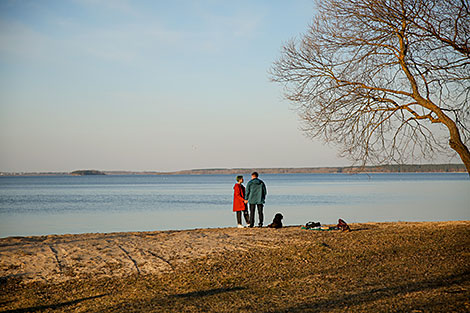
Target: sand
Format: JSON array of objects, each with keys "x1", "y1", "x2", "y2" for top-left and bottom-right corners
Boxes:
[
  {"x1": 1, "y1": 221, "x2": 469, "y2": 312},
  {"x1": 0, "y1": 226, "x2": 311, "y2": 284}
]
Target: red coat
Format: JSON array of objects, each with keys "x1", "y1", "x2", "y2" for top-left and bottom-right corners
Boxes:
[{"x1": 233, "y1": 183, "x2": 247, "y2": 212}]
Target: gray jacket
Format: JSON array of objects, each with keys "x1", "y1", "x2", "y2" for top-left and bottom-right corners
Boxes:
[{"x1": 245, "y1": 178, "x2": 267, "y2": 204}]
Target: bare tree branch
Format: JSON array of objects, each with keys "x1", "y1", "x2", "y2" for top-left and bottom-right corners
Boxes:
[{"x1": 270, "y1": 0, "x2": 470, "y2": 173}]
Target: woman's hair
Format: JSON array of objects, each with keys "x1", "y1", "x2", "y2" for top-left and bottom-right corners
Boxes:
[{"x1": 236, "y1": 175, "x2": 243, "y2": 182}]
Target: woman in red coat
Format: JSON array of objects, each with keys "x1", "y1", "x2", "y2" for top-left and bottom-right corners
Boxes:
[{"x1": 233, "y1": 175, "x2": 250, "y2": 228}]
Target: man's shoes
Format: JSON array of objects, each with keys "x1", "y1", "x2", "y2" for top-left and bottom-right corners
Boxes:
[
  {"x1": 257, "y1": 225, "x2": 263, "y2": 228},
  {"x1": 237, "y1": 224, "x2": 245, "y2": 228}
]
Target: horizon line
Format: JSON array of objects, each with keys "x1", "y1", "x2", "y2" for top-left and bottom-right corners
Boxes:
[{"x1": 0, "y1": 163, "x2": 466, "y2": 175}]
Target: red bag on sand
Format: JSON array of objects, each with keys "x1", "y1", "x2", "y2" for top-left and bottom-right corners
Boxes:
[{"x1": 337, "y1": 219, "x2": 351, "y2": 232}]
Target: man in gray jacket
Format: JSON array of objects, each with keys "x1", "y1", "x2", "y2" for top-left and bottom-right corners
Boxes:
[{"x1": 245, "y1": 172, "x2": 267, "y2": 228}]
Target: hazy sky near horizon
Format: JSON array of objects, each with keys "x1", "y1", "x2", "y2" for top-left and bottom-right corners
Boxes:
[{"x1": 1, "y1": 0, "x2": 351, "y2": 172}]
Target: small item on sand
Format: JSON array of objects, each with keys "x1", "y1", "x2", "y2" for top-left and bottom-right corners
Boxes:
[
  {"x1": 337, "y1": 218, "x2": 351, "y2": 232},
  {"x1": 303, "y1": 221, "x2": 321, "y2": 229},
  {"x1": 301, "y1": 221, "x2": 339, "y2": 231},
  {"x1": 308, "y1": 221, "x2": 321, "y2": 228},
  {"x1": 268, "y1": 213, "x2": 283, "y2": 228}
]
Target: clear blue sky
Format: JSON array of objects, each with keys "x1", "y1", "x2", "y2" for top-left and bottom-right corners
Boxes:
[{"x1": 0, "y1": 0, "x2": 348, "y2": 172}]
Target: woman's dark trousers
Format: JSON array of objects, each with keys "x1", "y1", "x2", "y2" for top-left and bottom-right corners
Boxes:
[{"x1": 237, "y1": 209, "x2": 250, "y2": 225}]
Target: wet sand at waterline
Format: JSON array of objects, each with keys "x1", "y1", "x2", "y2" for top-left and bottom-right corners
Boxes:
[{"x1": 1, "y1": 221, "x2": 469, "y2": 312}]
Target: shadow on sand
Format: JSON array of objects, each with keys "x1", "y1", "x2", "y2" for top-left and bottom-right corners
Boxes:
[
  {"x1": 271, "y1": 270, "x2": 470, "y2": 312},
  {"x1": 1, "y1": 294, "x2": 108, "y2": 313},
  {"x1": 171, "y1": 286, "x2": 246, "y2": 299}
]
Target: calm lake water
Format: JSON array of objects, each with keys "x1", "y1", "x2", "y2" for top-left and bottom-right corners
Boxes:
[{"x1": 0, "y1": 173, "x2": 468, "y2": 237}]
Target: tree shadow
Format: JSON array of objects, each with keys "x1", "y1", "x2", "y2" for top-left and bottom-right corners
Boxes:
[
  {"x1": 350, "y1": 228, "x2": 369, "y2": 232},
  {"x1": 171, "y1": 286, "x2": 245, "y2": 299},
  {"x1": 1, "y1": 294, "x2": 108, "y2": 313},
  {"x1": 272, "y1": 271, "x2": 470, "y2": 312}
]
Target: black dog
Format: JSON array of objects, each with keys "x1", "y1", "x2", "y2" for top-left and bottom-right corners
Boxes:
[{"x1": 268, "y1": 213, "x2": 283, "y2": 228}]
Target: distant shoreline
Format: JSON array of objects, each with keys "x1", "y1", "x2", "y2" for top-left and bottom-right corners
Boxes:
[{"x1": 0, "y1": 163, "x2": 466, "y2": 176}]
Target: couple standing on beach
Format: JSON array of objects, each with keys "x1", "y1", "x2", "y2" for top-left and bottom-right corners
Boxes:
[{"x1": 233, "y1": 172, "x2": 267, "y2": 228}]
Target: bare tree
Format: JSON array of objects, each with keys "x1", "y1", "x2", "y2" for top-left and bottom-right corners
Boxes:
[{"x1": 271, "y1": 0, "x2": 470, "y2": 173}]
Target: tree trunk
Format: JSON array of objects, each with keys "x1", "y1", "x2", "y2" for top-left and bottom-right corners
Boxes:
[
  {"x1": 433, "y1": 104, "x2": 470, "y2": 175},
  {"x1": 448, "y1": 130, "x2": 470, "y2": 175}
]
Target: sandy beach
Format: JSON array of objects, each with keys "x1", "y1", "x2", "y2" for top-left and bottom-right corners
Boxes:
[
  {"x1": 0, "y1": 226, "x2": 285, "y2": 284},
  {"x1": 1, "y1": 221, "x2": 469, "y2": 312}
]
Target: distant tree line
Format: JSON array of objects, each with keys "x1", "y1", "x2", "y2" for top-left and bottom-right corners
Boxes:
[{"x1": 70, "y1": 170, "x2": 106, "y2": 176}]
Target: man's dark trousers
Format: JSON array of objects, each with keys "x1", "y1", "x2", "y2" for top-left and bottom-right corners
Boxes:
[{"x1": 249, "y1": 203, "x2": 264, "y2": 227}]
